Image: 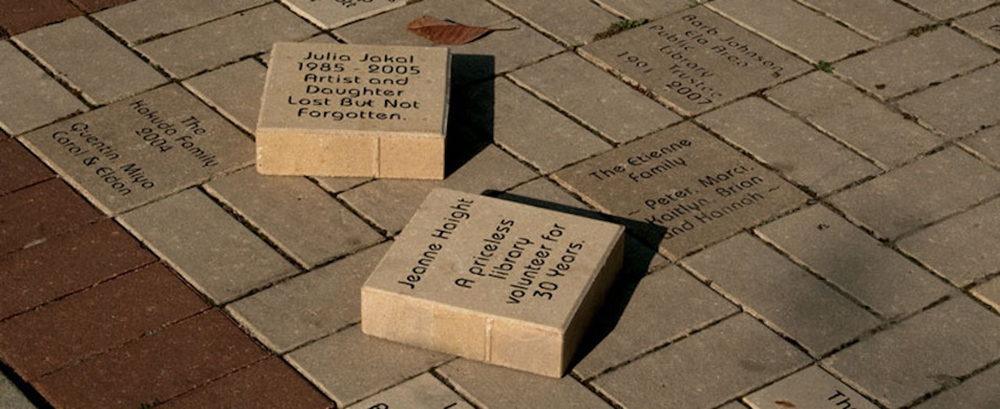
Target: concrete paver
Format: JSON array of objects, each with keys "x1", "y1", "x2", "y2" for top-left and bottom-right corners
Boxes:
[
  {"x1": 0, "y1": 263, "x2": 208, "y2": 380},
  {"x1": 118, "y1": 188, "x2": 297, "y2": 304},
  {"x1": 829, "y1": 148, "x2": 1000, "y2": 239},
  {"x1": 0, "y1": 219, "x2": 156, "y2": 320},
  {"x1": 553, "y1": 122, "x2": 808, "y2": 260},
  {"x1": 962, "y1": 126, "x2": 1000, "y2": 165},
  {"x1": 757, "y1": 205, "x2": 953, "y2": 318},
  {"x1": 823, "y1": 296, "x2": 1000, "y2": 408},
  {"x1": 493, "y1": 0, "x2": 620, "y2": 45},
  {"x1": 972, "y1": 277, "x2": 1000, "y2": 312},
  {"x1": 227, "y1": 243, "x2": 389, "y2": 353},
  {"x1": 469, "y1": 79, "x2": 612, "y2": 173},
  {"x1": 767, "y1": 71, "x2": 941, "y2": 168},
  {"x1": 581, "y1": 7, "x2": 811, "y2": 115},
  {"x1": 899, "y1": 64, "x2": 1000, "y2": 139},
  {"x1": 836, "y1": 28, "x2": 996, "y2": 99},
  {"x1": 897, "y1": 197, "x2": 1000, "y2": 287},
  {"x1": 438, "y1": 359, "x2": 611, "y2": 408},
  {"x1": 137, "y1": 3, "x2": 317, "y2": 78},
  {"x1": 593, "y1": 0, "x2": 695, "y2": 20},
  {"x1": 955, "y1": 6, "x2": 1000, "y2": 49},
  {"x1": 286, "y1": 326, "x2": 452, "y2": 406},
  {"x1": 698, "y1": 97, "x2": 879, "y2": 195},
  {"x1": 592, "y1": 314, "x2": 810, "y2": 409},
  {"x1": 94, "y1": 0, "x2": 269, "y2": 45},
  {"x1": 708, "y1": 0, "x2": 874, "y2": 62},
  {"x1": 347, "y1": 373, "x2": 471, "y2": 409},
  {"x1": 509, "y1": 52, "x2": 682, "y2": 144},
  {"x1": 182, "y1": 59, "x2": 267, "y2": 132},
  {"x1": 282, "y1": 0, "x2": 405, "y2": 30},
  {"x1": 205, "y1": 168, "x2": 383, "y2": 268},
  {"x1": 744, "y1": 365, "x2": 879, "y2": 409},
  {"x1": 3, "y1": 0, "x2": 1000, "y2": 407},
  {"x1": 333, "y1": 0, "x2": 563, "y2": 86},
  {"x1": 799, "y1": 0, "x2": 932, "y2": 42},
  {"x1": 20, "y1": 84, "x2": 255, "y2": 215},
  {"x1": 0, "y1": 41, "x2": 85, "y2": 135},
  {"x1": 683, "y1": 234, "x2": 880, "y2": 356},
  {"x1": 571, "y1": 265, "x2": 738, "y2": 380},
  {"x1": 914, "y1": 363, "x2": 1000, "y2": 409},
  {"x1": 903, "y1": 0, "x2": 995, "y2": 20},
  {"x1": 14, "y1": 17, "x2": 166, "y2": 105}
]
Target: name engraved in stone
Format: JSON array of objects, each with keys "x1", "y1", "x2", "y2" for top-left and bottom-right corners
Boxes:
[
  {"x1": 583, "y1": 8, "x2": 808, "y2": 115},
  {"x1": 20, "y1": 85, "x2": 253, "y2": 214},
  {"x1": 553, "y1": 122, "x2": 807, "y2": 259},
  {"x1": 362, "y1": 188, "x2": 624, "y2": 377},
  {"x1": 256, "y1": 43, "x2": 448, "y2": 178}
]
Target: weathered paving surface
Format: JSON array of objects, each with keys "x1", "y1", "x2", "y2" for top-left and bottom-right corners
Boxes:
[{"x1": 1, "y1": 0, "x2": 999, "y2": 408}]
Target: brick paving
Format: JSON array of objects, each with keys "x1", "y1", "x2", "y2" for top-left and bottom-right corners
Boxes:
[{"x1": 1, "y1": 1, "x2": 999, "y2": 408}]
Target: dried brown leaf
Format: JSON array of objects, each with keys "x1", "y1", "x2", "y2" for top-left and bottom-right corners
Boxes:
[
  {"x1": 775, "y1": 401, "x2": 796, "y2": 408},
  {"x1": 407, "y1": 15, "x2": 499, "y2": 45}
]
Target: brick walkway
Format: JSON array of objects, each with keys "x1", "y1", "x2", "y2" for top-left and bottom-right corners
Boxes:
[{"x1": 1, "y1": 0, "x2": 999, "y2": 408}]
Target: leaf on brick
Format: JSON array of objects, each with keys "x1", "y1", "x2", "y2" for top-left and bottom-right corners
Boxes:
[{"x1": 407, "y1": 16, "x2": 505, "y2": 45}]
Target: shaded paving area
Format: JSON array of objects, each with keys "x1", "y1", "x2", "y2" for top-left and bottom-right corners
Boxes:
[{"x1": 1, "y1": 0, "x2": 1000, "y2": 408}]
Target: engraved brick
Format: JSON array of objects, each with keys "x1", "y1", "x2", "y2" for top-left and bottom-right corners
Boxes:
[
  {"x1": 581, "y1": 7, "x2": 810, "y2": 115},
  {"x1": 20, "y1": 85, "x2": 254, "y2": 215},
  {"x1": 553, "y1": 122, "x2": 808, "y2": 260},
  {"x1": 257, "y1": 43, "x2": 449, "y2": 179},
  {"x1": 362, "y1": 188, "x2": 624, "y2": 377},
  {"x1": 744, "y1": 365, "x2": 879, "y2": 409}
]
